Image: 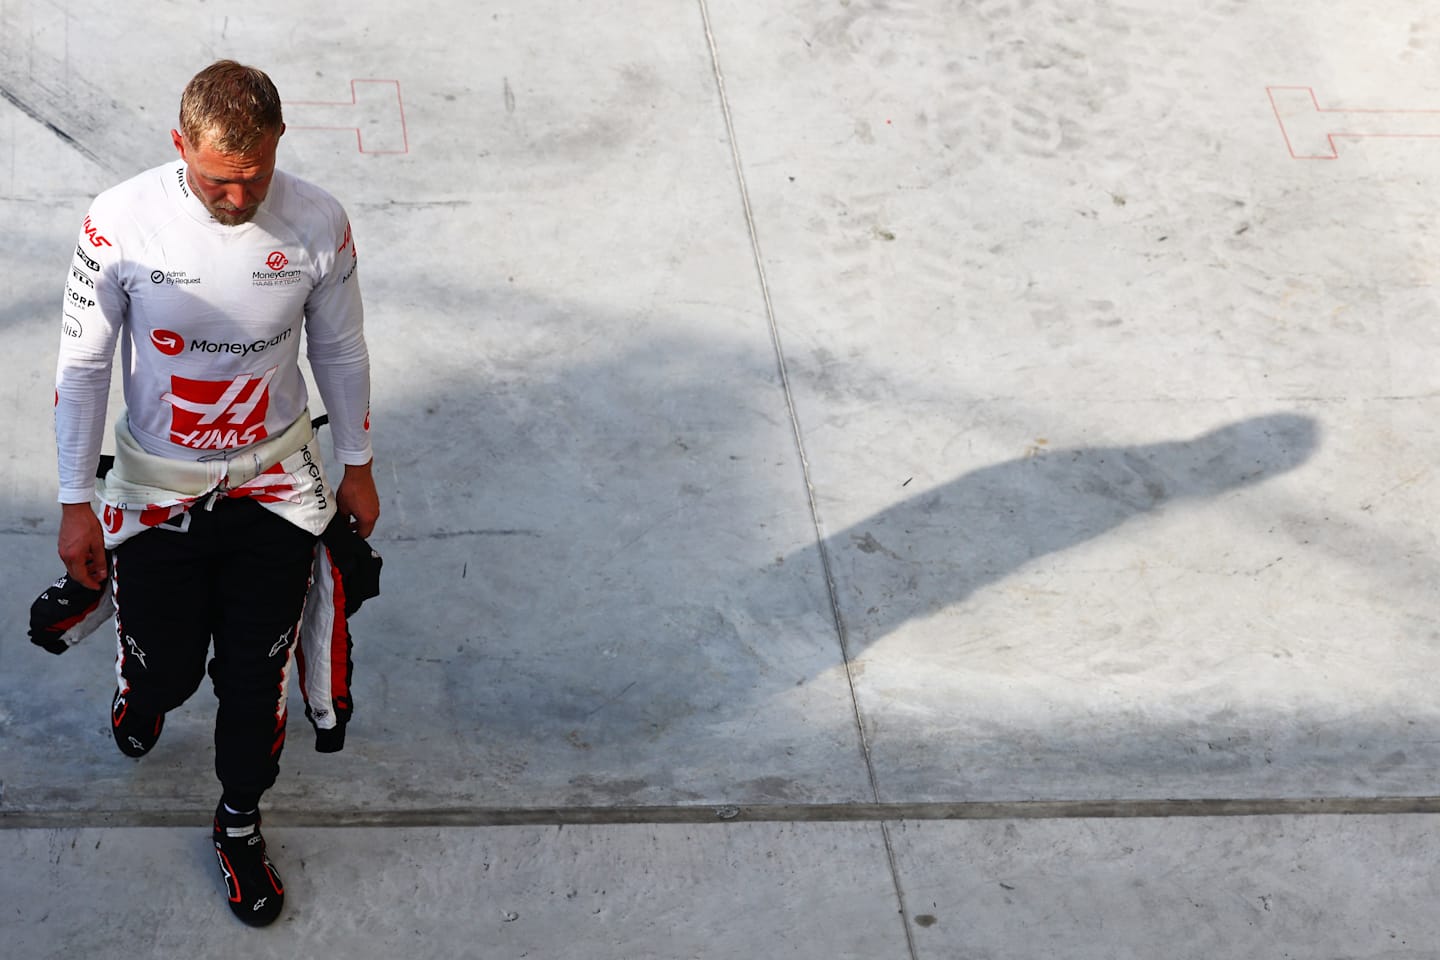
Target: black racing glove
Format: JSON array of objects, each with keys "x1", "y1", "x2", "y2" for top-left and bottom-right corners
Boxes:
[{"x1": 29, "y1": 572, "x2": 111, "y2": 655}]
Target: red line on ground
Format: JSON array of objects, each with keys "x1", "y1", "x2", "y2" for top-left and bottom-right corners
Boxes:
[
  {"x1": 288, "y1": 79, "x2": 409, "y2": 155},
  {"x1": 1268, "y1": 85, "x2": 1440, "y2": 160}
]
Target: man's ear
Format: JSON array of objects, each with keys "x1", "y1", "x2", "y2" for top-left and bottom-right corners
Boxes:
[{"x1": 170, "y1": 129, "x2": 187, "y2": 159}]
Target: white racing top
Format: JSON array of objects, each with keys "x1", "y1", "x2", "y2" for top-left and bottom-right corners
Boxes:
[{"x1": 56, "y1": 160, "x2": 372, "y2": 504}]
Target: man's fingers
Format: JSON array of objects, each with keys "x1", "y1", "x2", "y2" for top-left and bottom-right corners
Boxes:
[
  {"x1": 64, "y1": 562, "x2": 102, "y2": 591},
  {"x1": 60, "y1": 541, "x2": 107, "y2": 590},
  {"x1": 349, "y1": 510, "x2": 377, "y2": 539},
  {"x1": 68, "y1": 550, "x2": 107, "y2": 590}
]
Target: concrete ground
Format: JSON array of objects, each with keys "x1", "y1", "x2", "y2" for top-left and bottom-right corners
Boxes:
[{"x1": 3, "y1": 0, "x2": 1440, "y2": 956}]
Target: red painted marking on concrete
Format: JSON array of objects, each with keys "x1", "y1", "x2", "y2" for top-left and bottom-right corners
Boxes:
[
  {"x1": 1269, "y1": 86, "x2": 1440, "y2": 159},
  {"x1": 287, "y1": 79, "x2": 409, "y2": 154}
]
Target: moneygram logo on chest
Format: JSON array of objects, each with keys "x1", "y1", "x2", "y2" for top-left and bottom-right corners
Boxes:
[
  {"x1": 149, "y1": 327, "x2": 292, "y2": 358},
  {"x1": 254, "y1": 250, "x2": 303, "y2": 287},
  {"x1": 162, "y1": 368, "x2": 277, "y2": 450}
]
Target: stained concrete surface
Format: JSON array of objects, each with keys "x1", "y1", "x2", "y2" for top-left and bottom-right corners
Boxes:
[
  {"x1": 8, "y1": 814, "x2": 1440, "y2": 960},
  {"x1": 4, "y1": 822, "x2": 913, "y2": 960},
  {"x1": 4, "y1": 0, "x2": 1440, "y2": 956}
]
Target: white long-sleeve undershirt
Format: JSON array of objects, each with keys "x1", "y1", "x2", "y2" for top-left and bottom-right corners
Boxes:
[{"x1": 56, "y1": 161, "x2": 372, "y2": 503}]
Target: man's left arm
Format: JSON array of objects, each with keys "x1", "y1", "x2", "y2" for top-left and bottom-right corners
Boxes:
[{"x1": 305, "y1": 211, "x2": 377, "y2": 536}]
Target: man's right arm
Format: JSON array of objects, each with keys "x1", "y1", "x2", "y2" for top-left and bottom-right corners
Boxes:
[{"x1": 56, "y1": 207, "x2": 125, "y2": 586}]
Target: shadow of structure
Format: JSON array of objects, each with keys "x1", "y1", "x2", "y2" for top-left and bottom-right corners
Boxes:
[{"x1": 819, "y1": 413, "x2": 1320, "y2": 654}]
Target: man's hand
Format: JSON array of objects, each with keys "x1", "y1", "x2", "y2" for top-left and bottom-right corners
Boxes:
[
  {"x1": 58, "y1": 502, "x2": 107, "y2": 589},
  {"x1": 335, "y1": 460, "x2": 380, "y2": 538}
]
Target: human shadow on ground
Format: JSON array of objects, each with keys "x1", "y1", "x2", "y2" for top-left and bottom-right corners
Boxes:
[
  {"x1": 2, "y1": 289, "x2": 1323, "y2": 812},
  {"x1": 817, "y1": 413, "x2": 1320, "y2": 654}
]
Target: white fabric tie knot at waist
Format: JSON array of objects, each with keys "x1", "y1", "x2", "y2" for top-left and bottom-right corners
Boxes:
[{"x1": 96, "y1": 409, "x2": 336, "y2": 548}]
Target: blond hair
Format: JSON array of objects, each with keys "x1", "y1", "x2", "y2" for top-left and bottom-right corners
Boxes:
[{"x1": 178, "y1": 60, "x2": 283, "y2": 154}]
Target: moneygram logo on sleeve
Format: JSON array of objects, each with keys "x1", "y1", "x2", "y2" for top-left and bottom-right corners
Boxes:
[{"x1": 162, "y1": 368, "x2": 276, "y2": 450}]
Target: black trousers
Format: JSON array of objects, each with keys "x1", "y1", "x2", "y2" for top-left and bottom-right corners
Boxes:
[{"x1": 111, "y1": 497, "x2": 317, "y2": 804}]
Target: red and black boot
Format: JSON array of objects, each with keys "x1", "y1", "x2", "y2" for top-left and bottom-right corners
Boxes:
[{"x1": 212, "y1": 803, "x2": 285, "y2": 927}]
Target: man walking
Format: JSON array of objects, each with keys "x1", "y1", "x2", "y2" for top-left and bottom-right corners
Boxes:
[{"x1": 55, "y1": 60, "x2": 378, "y2": 926}]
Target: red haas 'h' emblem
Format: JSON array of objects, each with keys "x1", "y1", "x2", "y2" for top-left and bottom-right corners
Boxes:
[
  {"x1": 266, "y1": 251, "x2": 289, "y2": 271},
  {"x1": 163, "y1": 368, "x2": 277, "y2": 450}
]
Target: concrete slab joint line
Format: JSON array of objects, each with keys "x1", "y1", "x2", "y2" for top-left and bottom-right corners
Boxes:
[
  {"x1": 694, "y1": 0, "x2": 876, "y2": 790},
  {"x1": 696, "y1": 4, "x2": 921, "y2": 955},
  {"x1": 10, "y1": 796, "x2": 1440, "y2": 830}
]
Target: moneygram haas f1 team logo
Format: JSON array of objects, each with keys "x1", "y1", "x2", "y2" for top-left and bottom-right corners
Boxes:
[
  {"x1": 255, "y1": 250, "x2": 302, "y2": 288},
  {"x1": 162, "y1": 367, "x2": 276, "y2": 450}
]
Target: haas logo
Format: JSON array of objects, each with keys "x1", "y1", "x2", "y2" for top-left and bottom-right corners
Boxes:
[
  {"x1": 82, "y1": 215, "x2": 112, "y2": 248},
  {"x1": 150, "y1": 330, "x2": 184, "y2": 356},
  {"x1": 265, "y1": 251, "x2": 289, "y2": 271},
  {"x1": 163, "y1": 369, "x2": 276, "y2": 450}
]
